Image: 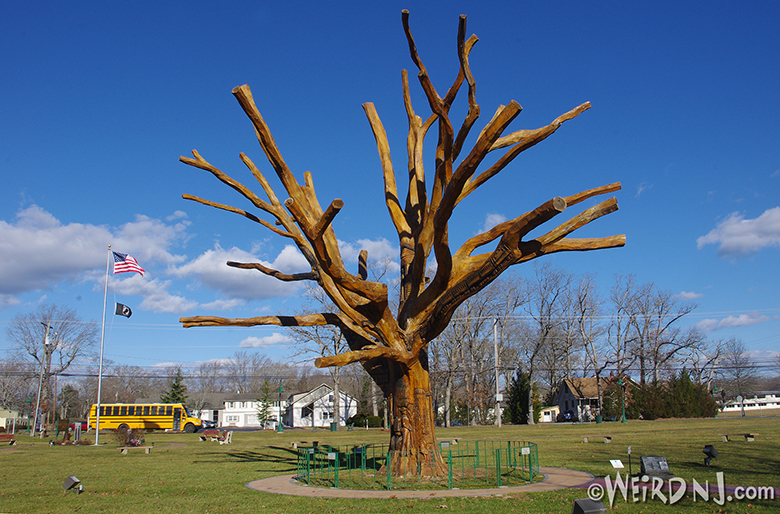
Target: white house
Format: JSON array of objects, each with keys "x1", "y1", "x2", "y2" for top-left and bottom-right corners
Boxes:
[
  {"x1": 221, "y1": 393, "x2": 288, "y2": 429},
  {"x1": 722, "y1": 394, "x2": 780, "y2": 414},
  {"x1": 539, "y1": 405, "x2": 560, "y2": 423},
  {"x1": 1, "y1": 409, "x2": 23, "y2": 432},
  {"x1": 285, "y1": 384, "x2": 357, "y2": 428}
]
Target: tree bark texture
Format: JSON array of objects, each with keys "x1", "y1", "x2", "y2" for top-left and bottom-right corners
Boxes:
[{"x1": 178, "y1": 10, "x2": 624, "y2": 478}]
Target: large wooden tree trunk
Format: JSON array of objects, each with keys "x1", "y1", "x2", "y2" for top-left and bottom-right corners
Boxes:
[{"x1": 387, "y1": 358, "x2": 446, "y2": 477}]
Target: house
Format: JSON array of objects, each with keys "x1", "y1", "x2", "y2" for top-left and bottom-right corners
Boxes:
[
  {"x1": 284, "y1": 384, "x2": 357, "y2": 428},
  {"x1": 221, "y1": 393, "x2": 288, "y2": 429},
  {"x1": 722, "y1": 393, "x2": 780, "y2": 414},
  {"x1": 539, "y1": 405, "x2": 560, "y2": 423},
  {"x1": 187, "y1": 393, "x2": 229, "y2": 427},
  {"x1": 1, "y1": 409, "x2": 23, "y2": 432},
  {"x1": 555, "y1": 376, "x2": 623, "y2": 422}
]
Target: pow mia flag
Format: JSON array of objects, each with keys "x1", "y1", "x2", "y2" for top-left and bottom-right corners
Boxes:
[{"x1": 115, "y1": 302, "x2": 132, "y2": 318}]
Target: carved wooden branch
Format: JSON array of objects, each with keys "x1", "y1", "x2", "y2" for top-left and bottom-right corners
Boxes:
[
  {"x1": 315, "y1": 344, "x2": 408, "y2": 368},
  {"x1": 180, "y1": 11, "x2": 624, "y2": 387},
  {"x1": 181, "y1": 194, "x2": 292, "y2": 239},
  {"x1": 226, "y1": 261, "x2": 317, "y2": 282}
]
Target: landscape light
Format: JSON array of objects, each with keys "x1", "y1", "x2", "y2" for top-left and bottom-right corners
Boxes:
[
  {"x1": 703, "y1": 445, "x2": 718, "y2": 467},
  {"x1": 572, "y1": 497, "x2": 606, "y2": 514},
  {"x1": 62, "y1": 475, "x2": 82, "y2": 493}
]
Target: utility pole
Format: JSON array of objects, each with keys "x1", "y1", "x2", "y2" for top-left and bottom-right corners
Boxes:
[
  {"x1": 494, "y1": 318, "x2": 502, "y2": 427},
  {"x1": 32, "y1": 323, "x2": 51, "y2": 437}
]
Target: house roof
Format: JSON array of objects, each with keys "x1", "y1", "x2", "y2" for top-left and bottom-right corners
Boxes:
[
  {"x1": 561, "y1": 377, "x2": 622, "y2": 399},
  {"x1": 288, "y1": 383, "x2": 356, "y2": 406}
]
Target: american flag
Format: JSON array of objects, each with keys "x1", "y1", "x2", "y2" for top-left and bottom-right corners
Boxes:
[{"x1": 112, "y1": 251, "x2": 145, "y2": 275}]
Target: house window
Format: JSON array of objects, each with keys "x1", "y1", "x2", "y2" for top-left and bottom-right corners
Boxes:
[
  {"x1": 321, "y1": 411, "x2": 333, "y2": 420},
  {"x1": 225, "y1": 415, "x2": 239, "y2": 423},
  {"x1": 227, "y1": 402, "x2": 233, "y2": 409},
  {"x1": 329, "y1": 394, "x2": 334, "y2": 403}
]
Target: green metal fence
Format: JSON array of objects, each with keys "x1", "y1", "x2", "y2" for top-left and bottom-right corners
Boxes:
[{"x1": 296, "y1": 440, "x2": 539, "y2": 490}]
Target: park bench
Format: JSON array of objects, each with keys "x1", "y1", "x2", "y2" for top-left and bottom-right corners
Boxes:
[
  {"x1": 347, "y1": 423, "x2": 354, "y2": 431},
  {"x1": 0, "y1": 434, "x2": 17, "y2": 446},
  {"x1": 217, "y1": 431, "x2": 233, "y2": 445},
  {"x1": 581, "y1": 435, "x2": 612, "y2": 444},
  {"x1": 720, "y1": 433, "x2": 758, "y2": 442},
  {"x1": 199, "y1": 429, "x2": 222, "y2": 441},
  {"x1": 118, "y1": 446, "x2": 152, "y2": 454},
  {"x1": 290, "y1": 441, "x2": 319, "y2": 449}
]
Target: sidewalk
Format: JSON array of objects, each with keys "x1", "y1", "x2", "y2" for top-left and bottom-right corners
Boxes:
[{"x1": 245, "y1": 467, "x2": 594, "y2": 498}]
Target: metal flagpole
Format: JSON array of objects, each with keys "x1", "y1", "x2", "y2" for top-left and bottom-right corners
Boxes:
[{"x1": 94, "y1": 244, "x2": 111, "y2": 445}]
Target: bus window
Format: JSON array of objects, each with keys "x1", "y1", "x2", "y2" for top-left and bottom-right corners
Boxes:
[
  {"x1": 143, "y1": 406, "x2": 150, "y2": 416},
  {"x1": 150, "y1": 406, "x2": 157, "y2": 416},
  {"x1": 100, "y1": 406, "x2": 106, "y2": 416},
  {"x1": 165, "y1": 406, "x2": 172, "y2": 416},
  {"x1": 128, "y1": 406, "x2": 135, "y2": 416},
  {"x1": 121, "y1": 406, "x2": 127, "y2": 416}
]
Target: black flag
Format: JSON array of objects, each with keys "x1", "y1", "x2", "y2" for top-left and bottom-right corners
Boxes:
[{"x1": 115, "y1": 303, "x2": 132, "y2": 318}]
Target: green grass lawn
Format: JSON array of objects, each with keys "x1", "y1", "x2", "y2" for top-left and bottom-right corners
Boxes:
[{"x1": 1, "y1": 417, "x2": 777, "y2": 513}]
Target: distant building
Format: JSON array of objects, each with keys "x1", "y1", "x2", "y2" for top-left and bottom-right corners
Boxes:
[
  {"x1": 285, "y1": 384, "x2": 357, "y2": 428},
  {"x1": 555, "y1": 376, "x2": 623, "y2": 422},
  {"x1": 539, "y1": 405, "x2": 560, "y2": 423},
  {"x1": 722, "y1": 393, "x2": 780, "y2": 414},
  {"x1": 222, "y1": 393, "x2": 288, "y2": 429},
  {"x1": 0, "y1": 409, "x2": 23, "y2": 432}
]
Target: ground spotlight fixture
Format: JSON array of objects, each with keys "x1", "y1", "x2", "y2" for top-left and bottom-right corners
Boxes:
[
  {"x1": 703, "y1": 445, "x2": 718, "y2": 467},
  {"x1": 63, "y1": 475, "x2": 82, "y2": 494},
  {"x1": 572, "y1": 497, "x2": 606, "y2": 514}
]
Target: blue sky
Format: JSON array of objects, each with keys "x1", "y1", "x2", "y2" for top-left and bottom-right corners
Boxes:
[{"x1": 1, "y1": 1, "x2": 778, "y2": 373}]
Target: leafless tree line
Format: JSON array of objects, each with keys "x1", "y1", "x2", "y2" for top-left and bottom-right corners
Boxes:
[
  {"x1": 2, "y1": 276, "x2": 774, "y2": 427},
  {"x1": 427, "y1": 263, "x2": 770, "y2": 426}
]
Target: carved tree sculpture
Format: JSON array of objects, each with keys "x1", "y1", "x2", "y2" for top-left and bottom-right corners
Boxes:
[{"x1": 179, "y1": 11, "x2": 624, "y2": 477}]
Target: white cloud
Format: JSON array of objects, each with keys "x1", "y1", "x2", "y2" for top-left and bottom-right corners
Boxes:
[
  {"x1": 695, "y1": 311, "x2": 771, "y2": 332},
  {"x1": 697, "y1": 207, "x2": 780, "y2": 257},
  {"x1": 170, "y1": 243, "x2": 305, "y2": 300},
  {"x1": 676, "y1": 291, "x2": 703, "y2": 300},
  {"x1": 338, "y1": 238, "x2": 400, "y2": 273},
  {"x1": 239, "y1": 332, "x2": 294, "y2": 348},
  {"x1": 110, "y1": 274, "x2": 199, "y2": 313},
  {"x1": 636, "y1": 182, "x2": 652, "y2": 197},
  {"x1": 481, "y1": 213, "x2": 507, "y2": 233},
  {"x1": 0, "y1": 205, "x2": 191, "y2": 304}
]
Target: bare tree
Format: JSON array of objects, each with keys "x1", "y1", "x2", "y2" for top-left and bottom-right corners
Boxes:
[
  {"x1": 631, "y1": 284, "x2": 700, "y2": 383},
  {"x1": 222, "y1": 351, "x2": 283, "y2": 395},
  {"x1": 607, "y1": 274, "x2": 638, "y2": 376},
  {"x1": 6, "y1": 304, "x2": 98, "y2": 425},
  {"x1": 522, "y1": 263, "x2": 572, "y2": 424},
  {"x1": 179, "y1": 11, "x2": 623, "y2": 475},
  {"x1": 683, "y1": 337, "x2": 724, "y2": 390},
  {"x1": 573, "y1": 274, "x2": 608, "y2": 413},
  {"x1": 718, "y1": 338, "x2": 758, "y2": 396},
  {"x1": 0, "y1": 358, "x2": 35, "y2": 413}
]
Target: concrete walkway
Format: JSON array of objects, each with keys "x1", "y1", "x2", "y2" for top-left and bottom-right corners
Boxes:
[{"x1": 245, "y1": 467, "x2": 594, "y2": 498}]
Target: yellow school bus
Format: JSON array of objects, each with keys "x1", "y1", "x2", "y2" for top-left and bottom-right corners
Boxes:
[{"x1": 89, "y1": 403, "x2": 203, "y2": 433}]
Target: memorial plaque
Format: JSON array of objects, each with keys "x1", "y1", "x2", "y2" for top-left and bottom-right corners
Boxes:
[{"x1": 639, "y1": 455, "x2": 673, "y2": 478}]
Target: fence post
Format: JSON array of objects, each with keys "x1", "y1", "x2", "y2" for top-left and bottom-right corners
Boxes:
[
  {"x1": 496, "y1": 449, "x2": 502, "y2": 487},
  {"x1": 447, "y1": 448, "x2": 453, "y2": 489},
  {"x1": 386, "y1": 451, "x2": 392, "y2": 490},
  {"x1": 334, "y1": 451, "x2": 339, "y2": 488}
]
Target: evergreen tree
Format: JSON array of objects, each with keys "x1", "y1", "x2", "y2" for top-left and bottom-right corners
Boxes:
[
  {"x1": 503, "y1": 371, "x2": 534, "y2": 425},
  {"x1": 160, "y1": 368, "x2": 188, "y2": 404},
  {"x1": 255, "y1": 381, "x2": 272, "y2": 428}
]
